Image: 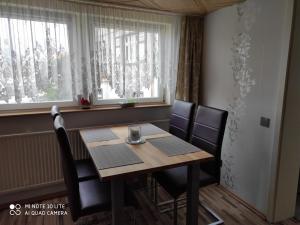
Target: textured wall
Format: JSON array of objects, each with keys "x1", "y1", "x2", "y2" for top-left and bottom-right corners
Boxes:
[{"x1": 203, "y1": 0, "x2": 293, "y2": 214}]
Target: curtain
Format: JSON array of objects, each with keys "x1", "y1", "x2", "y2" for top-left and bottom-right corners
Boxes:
[
  {"x1": 175, "y1": 16, "x2": 204, "y2": 106},
  {"x1": 0, "y1": 0, "x2": 180, "y2": 108}
]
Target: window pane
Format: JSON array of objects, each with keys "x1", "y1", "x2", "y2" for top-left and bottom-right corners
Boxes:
[
  {"x1": 94, "y1": 26, "x2": 161, "y2": 101},
  {"x1": 0, "y1": 17, "x2": 72, "y2": 104}
]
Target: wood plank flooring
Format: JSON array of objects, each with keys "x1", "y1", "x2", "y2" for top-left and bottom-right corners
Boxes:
[{"x1": 0, "y1": 184, "x2": 299, "y2": 225}]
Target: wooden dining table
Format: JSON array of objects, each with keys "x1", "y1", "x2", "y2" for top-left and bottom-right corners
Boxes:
[{"x1": 80, "y1": 123, "x2": 213, "y2": 225}]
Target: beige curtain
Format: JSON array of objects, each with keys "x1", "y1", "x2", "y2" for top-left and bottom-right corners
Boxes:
[{"x1": 175, "y1": 16, "x2": 204, "y2": 106}]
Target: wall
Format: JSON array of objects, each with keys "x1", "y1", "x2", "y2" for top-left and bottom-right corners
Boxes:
[
  {"x1": 202, "y1": 0, "x2": 293, "y2": 215},
  {"x1": 270, "y1": 0, "x2": 300, "y2": 221}
]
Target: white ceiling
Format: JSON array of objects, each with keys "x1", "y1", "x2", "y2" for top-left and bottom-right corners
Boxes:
[{"x1": 79, "y1": 0, "x2": 244, "y2": 15}]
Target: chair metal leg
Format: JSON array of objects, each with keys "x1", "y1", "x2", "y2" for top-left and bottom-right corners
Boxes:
[
  {"x1": 153, "y1": 176, "x2": 223, "y2": 225},
  {"x1": 199, "y1": 202, "x2": 224, "y2": 225},
  {"x1": 160, "y1": 202, "x2": 186, "y2": 214},
  {"x1": 158, "y1": 196, "x2": 224, "y2": 225},
  {"x1": 157, "y1": 197, "x2": 186, "y2": 207}
]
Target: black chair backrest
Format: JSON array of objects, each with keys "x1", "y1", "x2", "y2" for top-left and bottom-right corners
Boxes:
[
  {"x1": 53, "y1": 115, "x2": 80, "y2": 221},
  {"x1": 191, "y1": 105, "x2": 228, "y2": 182},
  {"x1": 51, "y1": 105, "x2": 61, "y2": 121},
  {"x1": 169, "y1": 100, "x2": 195, "y2": 141}
]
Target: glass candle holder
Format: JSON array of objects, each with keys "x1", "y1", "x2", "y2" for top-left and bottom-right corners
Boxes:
[{"x1": 128, "y1": 125, "x2": 141, "y2": 142}]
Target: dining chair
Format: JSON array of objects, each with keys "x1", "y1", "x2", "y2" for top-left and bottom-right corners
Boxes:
[
  {"x1": 54, "y1": 115, "x2": 111, "y2": 222},
  {"x1": 153, "y1": 105, "x2": 228, "y2": 225},
  {"x1": 51, "y1": 105, "x2": 98, "y2": 182},
  {"x1": 151, "y1": 100, "x2": 195, "y2": 202},
  {"x1": 169, "y1": 100, "x2": 195, "y2": 141},
  {"x1": 54, "y1": 115, "x2": 138, "y2": 223}
]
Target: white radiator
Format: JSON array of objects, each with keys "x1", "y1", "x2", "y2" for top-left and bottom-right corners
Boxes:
[{"x1": 0, "y1": 130, "x2": 88, "y2": 192}]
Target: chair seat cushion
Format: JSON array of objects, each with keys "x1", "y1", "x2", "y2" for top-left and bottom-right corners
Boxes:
[
  {"x1": 154, "y1": 166, "x2": 216, "y2": 199},
  {"x1": 79, "y1": 179, "x2": 111, "y2": 216},
  {"x1": 75, "y1": 159, "x2": 98, "y2": 181}
]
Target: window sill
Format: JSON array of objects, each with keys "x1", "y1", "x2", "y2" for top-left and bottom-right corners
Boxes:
[{"x1": 0, "y1": 102, "x2": 170, "y2": 118}]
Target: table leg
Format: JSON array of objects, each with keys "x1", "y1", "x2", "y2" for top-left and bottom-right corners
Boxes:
[
  {"x1": 186, "y1": 163, "x2": 200, "y2": 225},
  {"x1": 111, "y1": 179, "x2": 124, "y2": 225}
]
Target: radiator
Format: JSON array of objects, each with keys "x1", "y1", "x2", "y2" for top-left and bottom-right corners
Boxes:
[{"x1": 0, "y1": 130, "x2": 88, "y2": 192}]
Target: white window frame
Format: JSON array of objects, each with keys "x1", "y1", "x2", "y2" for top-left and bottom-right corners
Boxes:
[
  {"x1": 89, "y1": 18, "x2": 165, "y2": 106},
  {"x1": 0, "y1": 7, "x2": 77, "y2": 111}
]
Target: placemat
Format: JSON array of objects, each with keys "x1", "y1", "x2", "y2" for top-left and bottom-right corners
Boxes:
[
  {"x1": 89, "y1": 143, "x2": 143, "y2": 170},
  {"x1": 81, "y1": 128, "x2": 119, "y2": 143},
  {"x1": 140, "y1": 123, "x2": 167, "y2": 136},
  {"x1": 148, "y1": 136, "x2": 201, "y2": 156}
]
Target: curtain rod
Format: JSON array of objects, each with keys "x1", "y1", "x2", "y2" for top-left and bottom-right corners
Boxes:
[{"x1": 61, "y1": 0, "x2": 182, "y2": 16}]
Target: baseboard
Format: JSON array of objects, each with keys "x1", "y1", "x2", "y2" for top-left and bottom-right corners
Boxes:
[
  {"x1": 219, "y1": 185, "x2": 267, "y2": 221},
  {"x1": 0, "y1": 180, "x2": 66, "y2": 210}
]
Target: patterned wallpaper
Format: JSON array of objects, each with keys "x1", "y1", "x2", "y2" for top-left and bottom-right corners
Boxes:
[{"x1": 222, "y1": 1, "x2": 260, "y2": 189}]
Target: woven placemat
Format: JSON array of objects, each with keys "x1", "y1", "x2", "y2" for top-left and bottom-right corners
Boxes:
[
  {"x1": 140, "y1": 123, "x2": 167, "y2": 136},
  {"x1": 148, "y1": 136, "x2": 201, "y2": 156},
  {"x1": 89, "y1": 143, "x2": 143, "y2": 170},
  {"x1": 81, "y1": 128, "x2": 118, "y2": 143}
]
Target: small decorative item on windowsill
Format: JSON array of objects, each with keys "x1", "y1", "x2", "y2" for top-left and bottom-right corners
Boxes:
[
  {"x1": 126, "y1": 125, "x2": 145, "y2": 145},
  {"x1": 78, "y1": 93, "x2": 93, "y2": 109},
  {"x1": 120, "y1": 99, "x2": 135, "y2": 108}
]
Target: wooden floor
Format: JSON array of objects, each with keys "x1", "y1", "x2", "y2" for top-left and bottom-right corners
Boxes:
[{"x1": 0, "y1": 184, "x2": 299, "y2": 225}]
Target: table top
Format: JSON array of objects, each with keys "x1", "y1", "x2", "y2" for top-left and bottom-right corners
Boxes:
[{"x1": 79, "y1": 123, "x2": 213, "y2": 181}]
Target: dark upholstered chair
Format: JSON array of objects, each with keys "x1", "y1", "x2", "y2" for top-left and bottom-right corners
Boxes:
[
  {"x1": 50, "y1": 105, "x2": 98, "y2": 182},
  {"x1": 154, "y1": 105, "x2": 228, "y2": 225},
  {"x1": 151, "y1": 100, "x2": 194, "y2": 204},
  {"x1": 169, "y1": 100, "x2": 195, "y2": 141},
  {"x1": 54, "y1": 115, "x2": 111, "y2": 222},
  {"x1": 191, "y1": 105, "x2": 228, "y2": 184}
]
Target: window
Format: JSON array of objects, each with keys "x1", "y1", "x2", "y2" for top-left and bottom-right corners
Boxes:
[
  {"x1": 0, "y1": 17, "x2": 72, "y2": 106},
  {"x1": 93, "y1": 25, "x2": 162, "y2": 102},
  {"x1": 0, "y1": 3, "x2": 180, "y2": 110}
]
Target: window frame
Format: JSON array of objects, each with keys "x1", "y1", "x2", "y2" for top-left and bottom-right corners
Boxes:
[
  {"x1": 0, "y1": 8, "x2": 77, "y2": 111},
  {"x1": 89, "y1": 17, "x2": 165, "y2": 106}
]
